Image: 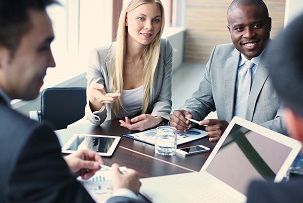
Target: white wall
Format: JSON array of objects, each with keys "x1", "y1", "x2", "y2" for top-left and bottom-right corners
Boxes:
[{"x1": 162, "y1": 27, "x2": 186, "y2": 72}]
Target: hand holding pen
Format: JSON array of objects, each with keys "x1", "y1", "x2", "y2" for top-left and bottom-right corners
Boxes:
[
  {"x1": 185, "y1": 116, "x2": 229, "y2": 142},
  {"x1": 185, "y1": 117, "x2": 201, "y2": 125},
  {"x1": 100, "y1": 164, "x2": 127, "y2": 173},
  {"x1": 64, "y1": 149, "x2": 103, "y2": 180},
  {"x1": 170, "y1": 110, "x2": 194, "y2": 133},
  {"x1": 109, "y1": 163, "x2": 141, "y2": 195}
]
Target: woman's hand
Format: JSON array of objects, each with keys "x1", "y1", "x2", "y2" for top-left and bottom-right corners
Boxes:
[
  {"x1": 88, "y1": 82, "x2": 120, "y2": 111},
  {"x1": 119, "y1": 114, "x2": 163, "y2": 131}
]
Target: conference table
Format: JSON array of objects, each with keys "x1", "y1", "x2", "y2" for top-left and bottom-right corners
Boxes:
[{"x1": 56, "y1": 119, "x2": 216, "y2": 179}]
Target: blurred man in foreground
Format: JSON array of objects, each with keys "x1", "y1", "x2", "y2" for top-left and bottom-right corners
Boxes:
[
  {"x1": 246, "y1": 12, "x2": 303, "y2": 203},
  {"x1": 0, "y1": 0, "x2": 140, "y2": 202}
]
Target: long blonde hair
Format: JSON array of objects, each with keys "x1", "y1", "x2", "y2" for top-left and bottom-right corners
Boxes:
[{"x1": 109, "y1": 0, "x2": 165, "y2": 116}]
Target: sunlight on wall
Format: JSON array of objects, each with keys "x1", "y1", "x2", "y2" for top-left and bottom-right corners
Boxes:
[{"x1": 44, "y1": 0, "x2": 112, "y2": 89}]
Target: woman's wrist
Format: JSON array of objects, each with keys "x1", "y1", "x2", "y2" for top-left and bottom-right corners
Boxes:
[
  {"x1": 154, "y1": 116, "x2": 164, "y2": 125},
  {"x1": 89, "y1": 100, "x2": 105, "y2": 112}
]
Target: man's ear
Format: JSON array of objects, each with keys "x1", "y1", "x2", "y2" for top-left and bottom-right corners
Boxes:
[
  {"x1": 227, "y1": 25, "x2": 231, "y2": 33},
  {"x1": 268, "y1": 17, "x2": 272, "y2": 31},
  {"x1": 0, "y1": 46, "x2": 11, "y2": 70},
  {"x1": 283, "y1": 108, "x2": 303, "y2": 143},
  {"x1": 0, "y1": 46, "x2": 5, "y2": 69}
]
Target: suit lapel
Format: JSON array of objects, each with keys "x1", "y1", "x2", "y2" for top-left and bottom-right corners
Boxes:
[
  {"x1": 104, "y1": 54, "x2": 111, "y2": 90},
  {"x1": 0, "y1": 96, "x2": 5, "y2": 105},
  {"x1": 0, "y1": 90, "x2": 10, "y2": 107},
  {"x1": 224, "y1": 49, "x2": 240, "y2": 121},
  {"x1": 246, "y1": 61, "x2": 269, "y2": 121}
]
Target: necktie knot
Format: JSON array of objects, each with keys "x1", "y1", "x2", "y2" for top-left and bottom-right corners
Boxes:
[{"x1": 245, "y1": 60, "x2": 254, "y2": 70}]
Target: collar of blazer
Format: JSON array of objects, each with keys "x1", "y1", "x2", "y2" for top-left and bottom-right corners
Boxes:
[
  {"x1": 0, "y1": 89, "x2": 11, "y2": 107},
  {"x1": 246, "y1": 59, "x2": 269, "y2": 121},
  {"x1": 224, "y1": 48, "x2": 240, "y2": 121}
]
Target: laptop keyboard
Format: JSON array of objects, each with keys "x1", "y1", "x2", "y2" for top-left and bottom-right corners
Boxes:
[
  {"x1": 176, "y1": 173, "x2": 242, "y2": 203},
  {"x1": 141, "y1": 172, "x2": 245, "y2": 203}
]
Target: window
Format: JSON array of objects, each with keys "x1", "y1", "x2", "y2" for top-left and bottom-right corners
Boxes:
[{"x1": 45, "y1": 0, "x2": 113, "y2": 89}]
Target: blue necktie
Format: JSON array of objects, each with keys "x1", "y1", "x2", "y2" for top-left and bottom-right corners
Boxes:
[{"x1": 234, "y1": 60, "x2": 254, "y2": 119}]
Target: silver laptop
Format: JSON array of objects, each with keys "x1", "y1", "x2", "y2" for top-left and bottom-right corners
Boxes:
[{"x1": 140, "y1": 116, "x2": 302, "y2": 203}]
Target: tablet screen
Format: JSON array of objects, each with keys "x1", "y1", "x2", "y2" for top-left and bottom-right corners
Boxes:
[{"x1": 62, "y1": 134, "x2": 121, "y2": 156}]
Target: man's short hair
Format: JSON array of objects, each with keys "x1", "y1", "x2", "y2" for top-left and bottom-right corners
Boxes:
[
  {"x1": 265, "y1": 13, "x2": 303, "y2": 117},
  {"x1": 227, "y1": 0, "x2": 269, "y2": 18},
  {"x1": 0, "y1": 0, "x2": 58, "y2": 55}
]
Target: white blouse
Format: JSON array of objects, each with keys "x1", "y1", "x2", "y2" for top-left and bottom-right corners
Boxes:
[{"x1": 119, "y1": 85, "x2": 143, "y2": 117}]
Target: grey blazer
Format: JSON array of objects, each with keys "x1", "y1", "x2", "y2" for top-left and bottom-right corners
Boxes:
[
  {"x1": 182, "y1": 43, "x2": 287, "y2": 135},
  {"x1": 85, "y1": 39, "x2": 173, "y2": 126}
]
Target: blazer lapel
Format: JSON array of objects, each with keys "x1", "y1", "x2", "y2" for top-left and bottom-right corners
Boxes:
[
  {"x1": 0, "y1": 90, "x2": 10, "y2": 107},
  {"x1": 0, "y1": 96, "x2": 5, "y2": 105},
  {"x1": 224, "y1": 49, "x2": 240, "y2": 121},
  {"x1": 246, "y1": 61, "x2": 269, "y2": 121},
  {"x1": 104, "y1": 54, "x2": 111, "y2": 90}
]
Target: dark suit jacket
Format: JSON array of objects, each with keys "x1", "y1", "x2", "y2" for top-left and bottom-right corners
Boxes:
[
  {"x1": 0, "y1": 97, "x2": 95, "y2": 202},
  {"x1": 246, "y1": 179, "x2": 303, "y2": 203},
  {"x1": 107, "y1": 196, "x2": 145, "y2": 203}
]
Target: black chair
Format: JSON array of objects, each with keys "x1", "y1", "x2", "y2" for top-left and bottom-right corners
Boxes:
[{"x1": 30, "y1": 87, "x2": 87, "y2": 130}]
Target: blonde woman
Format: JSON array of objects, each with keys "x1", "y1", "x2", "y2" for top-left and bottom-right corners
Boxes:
[{"x1": 85, "y1": 0, "x2": 172, "y2": 131}]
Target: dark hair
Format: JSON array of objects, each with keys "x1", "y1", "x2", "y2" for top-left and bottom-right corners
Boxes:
[
  {"x1": 265, "y1": 13, "x2": 303, "y2": 117},
  {"x1": 227, "y1": 0, "x2": 269, "y2": 18},
  {"x1": 0, "y1": 0, "x2": 58, "y2": 54}
]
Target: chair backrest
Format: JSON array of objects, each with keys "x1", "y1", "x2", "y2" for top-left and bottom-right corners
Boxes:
[{"x1": 41, "y1": 87, "x2": 86, "y2": 130}]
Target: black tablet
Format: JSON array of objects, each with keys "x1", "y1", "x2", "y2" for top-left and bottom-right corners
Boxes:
[{"x1": 62, "y1": 134, "x2": 121, "y2": 156}]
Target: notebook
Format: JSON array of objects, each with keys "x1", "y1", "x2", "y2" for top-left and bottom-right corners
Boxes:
[
  {"x1": 123, "y1": 127, "x2": 208, "y2": 145},
  {"x1": 140, "y1": 116, "x2": 302, "y2": 203}
]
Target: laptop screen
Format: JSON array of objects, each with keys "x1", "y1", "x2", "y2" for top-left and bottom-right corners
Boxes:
[{"x1": 205, "y1": 123, "x2": 292, "y2": 194}]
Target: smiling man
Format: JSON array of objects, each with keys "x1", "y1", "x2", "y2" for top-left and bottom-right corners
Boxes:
[
  {"x1": 227, "y1": 0, "x2": 271, "y2": 60},
  {"x1": 170, "y1": 0, "x2": 286, "y2": 142}
]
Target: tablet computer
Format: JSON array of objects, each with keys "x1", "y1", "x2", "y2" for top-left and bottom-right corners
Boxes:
[{"x1": 62, "y1": 134, "x2": 121, "y2": 156}]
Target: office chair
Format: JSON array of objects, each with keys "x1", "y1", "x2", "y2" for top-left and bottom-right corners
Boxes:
[{"x1": 29, "y1": 87, "x2": 87, "y2": 130}]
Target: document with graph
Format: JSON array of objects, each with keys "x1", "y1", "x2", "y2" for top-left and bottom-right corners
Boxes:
[
  {"x1": 77, "y1": 169, "x2": 114, "y2": 203},
  {"x1": 123, "y1": 127, "x2": 208, "y2": 145}
]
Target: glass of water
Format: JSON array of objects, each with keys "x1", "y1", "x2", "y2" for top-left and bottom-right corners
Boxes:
[{"x1": 155, "y1": 126, "x2": 177, "y2": 156}]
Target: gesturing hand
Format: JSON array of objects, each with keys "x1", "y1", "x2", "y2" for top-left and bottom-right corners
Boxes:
[{"x1": 88, "y1": 82, "x2": 120, "y2": 111}]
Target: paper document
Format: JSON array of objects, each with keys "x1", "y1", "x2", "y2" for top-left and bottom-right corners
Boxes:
[
  {"x1": 123, "y1": 127, "x2": 208, "y2": 145},
  {"x1": 78, "y1": 169, "x2": 114, "y2": 203}
]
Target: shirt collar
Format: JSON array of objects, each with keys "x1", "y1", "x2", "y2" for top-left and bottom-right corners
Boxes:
[
  {"x1": 240, "y1": 50, "x2": 265, "y2": 67},
  {"x1": 0, "y1": 88, "x2": 12, "y2": 107}
]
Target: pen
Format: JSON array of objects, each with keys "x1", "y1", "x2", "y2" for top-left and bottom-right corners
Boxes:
[
  {"x1": 100, "y1": 164, "x2": 127, "y2": 172},
  {"x1": 185, "y1": 117, "x2": 200, "y2": 125}
]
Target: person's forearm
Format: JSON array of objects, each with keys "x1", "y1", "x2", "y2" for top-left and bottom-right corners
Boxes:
[{"x1": 89, "y1": 96, "x2": 105, "y2": 112}]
